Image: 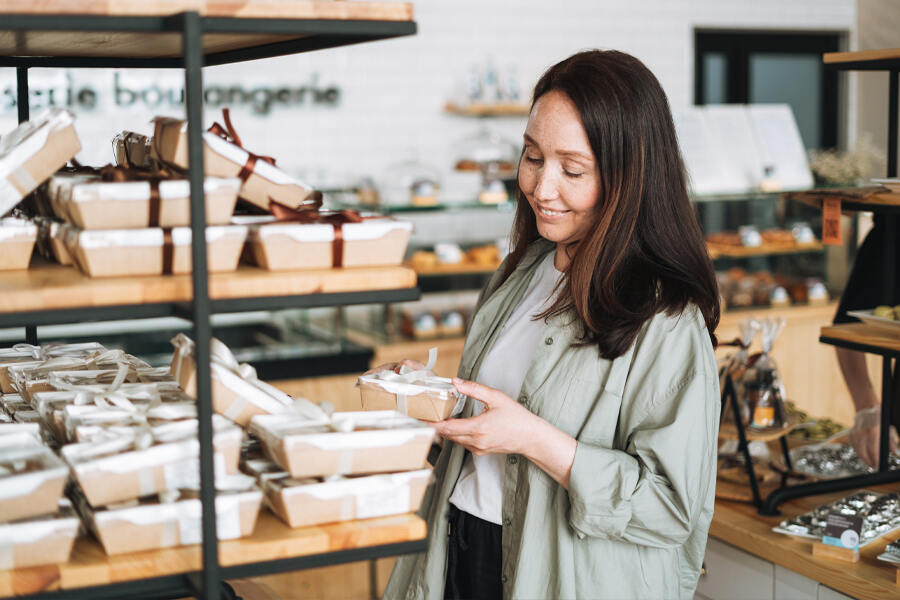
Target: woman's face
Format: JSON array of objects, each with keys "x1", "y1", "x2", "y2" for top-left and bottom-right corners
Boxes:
[{"x1": 518, "y1": 90, "x2": 600, "y2": 246}]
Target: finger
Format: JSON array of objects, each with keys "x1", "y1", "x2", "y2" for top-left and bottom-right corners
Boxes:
[
  {"x1": 363, "y1": 362, "x2": 398, "y2": 376},
  {"x1": 432, "y1": 414, "x2": 482, "y2": 438},
  {"x1": 452, "y1": 378, "x2": 502, "y2": 408}
]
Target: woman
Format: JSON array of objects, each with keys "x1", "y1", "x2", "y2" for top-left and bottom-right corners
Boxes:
[{"x1": 384, "y1": 50, "x2": 720, "y2": 600}]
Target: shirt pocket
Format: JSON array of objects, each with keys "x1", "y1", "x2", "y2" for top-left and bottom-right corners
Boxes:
[{"x1": 534, "y1": 375, "x2": 620, "y2": 443}]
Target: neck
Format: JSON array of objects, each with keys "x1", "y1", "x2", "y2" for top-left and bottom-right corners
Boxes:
[{"x1": 554, "y1": 244, "x2": 570, "y2": 271}]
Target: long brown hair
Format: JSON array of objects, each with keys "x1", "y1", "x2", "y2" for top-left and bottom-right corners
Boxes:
[{"x1": 504, "y1": 50, "x2": 719, "y2": 359}]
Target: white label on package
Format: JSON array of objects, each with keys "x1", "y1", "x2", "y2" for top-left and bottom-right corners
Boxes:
[
  {"x1": 0, "y1": 177, "x2": 21, "y2": 212},
  {"x1": 356, "y1": 483, "x2": 410, "y2": 519},
  {"x1": 341, "y1": 220, "x2": 412, "y2": 242},
  {"x1": 139, "y1": 468, "x2": 156, "y2": 497},
  {"x1": 177, "y1": 500, "x2": 203, "y2": 545},
  {"x1": 159, "y1": 518, "x2": 178, "y2": 548}
]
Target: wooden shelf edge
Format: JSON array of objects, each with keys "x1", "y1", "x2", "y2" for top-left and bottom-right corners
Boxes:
[
  {"x1": 444, "y1": 102, "x2": 530, "y2": 117},
  {"x1": 0, "y1": 1, "x2": 415, "y2": 21},
  {"x1": 824, "y1": 49, "x2": 900, "y2": 64},
  {"x1": 820, "y1": 323, "x2": 900, "y2": 355},
  {"x1": 0, "y1": 513, "x2": 427, "y2": 597},
  {"x1": 719, "y1": 421, "x2": 799, "y2": 442}
]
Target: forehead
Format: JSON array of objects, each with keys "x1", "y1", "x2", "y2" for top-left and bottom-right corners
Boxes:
[{"x1": 524, "y1": 90, "x2": 592, "y2": 154}]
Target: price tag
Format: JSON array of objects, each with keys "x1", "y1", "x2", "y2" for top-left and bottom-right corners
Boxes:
[
  {"x1": 822, "y1": 512, "x2": 863, "y2": 549},
  {"x1": 822, "y1": 197, "x2": 842, "y2": 245}
]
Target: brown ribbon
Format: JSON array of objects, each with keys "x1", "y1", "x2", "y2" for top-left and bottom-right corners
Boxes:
[
  {"x1": 162, "y1": 230, "x2": 175, "y2": 274},
  {"x1": 207, "y1": 108, "x2": 278, "y2": 185},
  {"x1": 268, "y1": 200, "x2": 375, "y2": 268},
  {"x1": 96, "y1": 164, "x2": 181, "y2": 227}
]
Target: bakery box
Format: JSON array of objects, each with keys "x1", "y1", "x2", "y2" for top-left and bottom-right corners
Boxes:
[
  {"x1": 169, "y1": 224, "x2": 247, "y2": 274},
  {"x1": 0, "y1": 499, "x2": 80, "y2": 569},
  {"x1": 0, "y1": 218, "x2": 38, "y2": 271}
]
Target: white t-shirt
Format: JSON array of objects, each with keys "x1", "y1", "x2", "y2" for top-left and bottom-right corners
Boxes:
[{"x1": 448, "y1": 252, "x2": 562, "y2": 525}]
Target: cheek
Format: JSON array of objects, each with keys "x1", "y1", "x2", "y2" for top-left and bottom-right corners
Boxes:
[{"x1": 517, "y1": 162, "x2": 536, "y2": 195}]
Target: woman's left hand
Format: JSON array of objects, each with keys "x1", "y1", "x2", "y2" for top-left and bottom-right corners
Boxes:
[{"x1": 431, "y1": 377, "x2": 540, "y2": 456}]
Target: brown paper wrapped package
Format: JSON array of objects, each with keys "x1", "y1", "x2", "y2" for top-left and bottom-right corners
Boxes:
[
  {"x1": 250, "y1": 412, "x2": 434, "y2": 479},
  {"x1": 64, "y1": 177, "x2": 239, "y2": 229},
  {"x1": 153, "y1": 117, "x2": 318, "y2": 212},
  {"x1": 0, "y1": 218, "x2": 37, "y2": 271},
  {"x1": 168, "y1": 225, "x2": 247, "y2": 274},
  {"x1": 68, "y1": 228, "x2": 163, "y2": 277},
  {"x1": 0, "y1": 503, "x2": 79, "y2": 569},
  {"x1": 246, "y1": 220, "x2": 411, "y2": 271},
  {"x1": 87, "y1": 491, "x2": 262, "y2": 556},
  {"x1": 266, "y1": 469, "x2": 431, "y2": 528},
  {"x1": 0, "y1": 108, "x2": 81, "y2": 215},
  {"x1": 358, "y1": 381, "x2": 458, "y2": 422},
  {"x1": 0, "y1": 443, "x2": 69, "y2": 522}
]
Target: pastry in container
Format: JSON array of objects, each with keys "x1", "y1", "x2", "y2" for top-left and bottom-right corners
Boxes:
[{"x1": 249, "y1": 410, "x2": 434, "y2": 479}]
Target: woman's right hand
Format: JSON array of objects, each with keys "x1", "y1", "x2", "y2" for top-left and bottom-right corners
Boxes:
[{"x1": 363, "y1": 359, "x2": 427, "y2": 376}]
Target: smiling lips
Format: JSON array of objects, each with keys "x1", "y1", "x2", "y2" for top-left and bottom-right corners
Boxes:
[{"x1": 536, "y1": 204, "x2": 570, "y2": 221}]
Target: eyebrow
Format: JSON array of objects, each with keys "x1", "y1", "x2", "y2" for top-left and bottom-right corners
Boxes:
[{"x1": 523, "y1": 134, "x2": 593, "y2": 162}]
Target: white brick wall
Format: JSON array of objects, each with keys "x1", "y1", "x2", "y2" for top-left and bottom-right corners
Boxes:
[{"x1": 0, "y1": 0, "x2": 856, "y2": 201}]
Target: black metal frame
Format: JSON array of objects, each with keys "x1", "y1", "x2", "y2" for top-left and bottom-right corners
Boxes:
[
  {"x1": 759, "y1": 57, "x2": 900, "y2": 515},
  {"x1": 694, "y1": 30, "x2": 842, "y2": 149},
  {"x1": 3, "y1": 11, "x2": 422, "y2": 600},
  {"x1": 719, "y1": 374, "x2": 793, "y2": 507}
]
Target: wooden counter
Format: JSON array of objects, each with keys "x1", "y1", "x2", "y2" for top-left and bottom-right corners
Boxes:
[{"x1": 711, "y1": 490, "x2": 900, "y2": 600}]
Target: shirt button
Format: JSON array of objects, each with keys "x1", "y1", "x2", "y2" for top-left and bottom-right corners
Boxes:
[
  {"x1": 518, "y1": 393, "x2": 527, "y2": 404},
  {"x1": 544, "y1": 336, "x2": 553, "y2": 345},
  {"x1": 501, "y1": 574, "x2": 508, "y2": 584},
  {"x1": 507, "y1": 455, "x2": 518, "y2": 465},
  {"x1": 503, "y1": 517, "x2": 512, "y2": 527}
]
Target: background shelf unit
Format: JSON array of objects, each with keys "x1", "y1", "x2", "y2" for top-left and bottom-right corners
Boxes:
[{"x1": 0, "y1": 5, "x2": 423, "y2": 600}]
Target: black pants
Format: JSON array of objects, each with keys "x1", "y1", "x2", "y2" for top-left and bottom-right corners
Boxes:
[{"x1": 444, "y1": 504, "x2": 503, "y2": 600}]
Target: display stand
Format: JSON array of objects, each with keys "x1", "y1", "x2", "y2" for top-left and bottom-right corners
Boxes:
[
  {"x1": 766, "y1": 48, "x2": 900, "y2": 515},
  {"x1": 0, "y1": 4, "x2": 424, "y2": 600}
]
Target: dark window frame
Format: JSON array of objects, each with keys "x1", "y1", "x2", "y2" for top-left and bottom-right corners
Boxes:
[{"x1": 694, "y1": 30, "x2": 842, "y2": 150}]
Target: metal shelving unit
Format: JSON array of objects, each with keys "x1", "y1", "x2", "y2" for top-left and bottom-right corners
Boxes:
[
  {"x1": 760, "y1": 49, "x2": 900, "y2": 515},
  {"x1": 0, "y1": 6, "x2": 424, "y2": 600}
]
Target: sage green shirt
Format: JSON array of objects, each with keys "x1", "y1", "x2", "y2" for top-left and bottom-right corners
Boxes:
[{"x1": 386, "y1": 240, "x2": 720, "y2": 600}]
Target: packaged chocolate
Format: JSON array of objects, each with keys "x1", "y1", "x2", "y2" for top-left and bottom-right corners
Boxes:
[
  {"x1": 61, "y1": 414, "x2": 242, "y2": 506},
  {"x1": 0, "y1": 498, "x2": 80, "y2": 569},
  {"x1": 152, "y1": 115, "x2": 320, "y2": 213},
  {"x1": 168, "y1": 224, "x2": 247, "y2": 274},
  {"x1": 357, "y1": 348, "x2": 464, "y2": 421},
  {"x1": 0, "y1": 107, "x2": 81, "y2": 216},
  {"x1": 249, "y1": 411, "x2": 434, "y2": 479},
  {"x1": 263, "y1": 465, "x2": 432, "y2": 528},
  {"x1": 245, "y1": 218, "x2": 412, "y2": 271},
  {"x1": 75, "y1": 485, "x2": 261, "y2": 556},
  {"x1": 0, "y1": 432, "x2": 69, "y2": 522},
  {"x1": 775, "y1": 490, "x2": 900, "y2": 546},
  {"x1": 170, "y1": 334, "x2": 327, "y2": 427},
  {"x1": 0, "y1": 217, "x2": 38, "y2": 271},
  {"x1": 0, "y1": 342, "x2": 106, "y2": 393}
]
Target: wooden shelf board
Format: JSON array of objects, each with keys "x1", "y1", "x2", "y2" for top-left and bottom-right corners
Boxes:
[
  {"x1": 820, "y1": 323, "x2": 900, "y2": 354},
  {"x1": 719, "y1": 421, "x2": 799, "y2": 442},
  {"x1": 785, "y1": 188, "x2": 900, "y2": 210},
  {"x1": 0, "y1": 1, "x2": 414, "y2": 20},
  {"x1": 407, "y1": 260, "x2": 500, "y2": 277},
  {"x1": 0, "y1": 512, "x2": 426, "y2": 597},
  {"x1": 0, "y1": 261, "x2": 417, "y2": 314},
  {"x1": 707, "y1": 241, "x2": 823, "y2": 260},
  {"x1": 711, "y1": 486, "x2": 900, "y2": 600},
  {"x1": 824, "y1": 49, "x2": 900, "y2": 64},
  {"x1": 444, "y1": 102, "x2": 530, "y2": 117},
  {"x1": 0, "y1": 2, "x2": 414, "y2": 62}
]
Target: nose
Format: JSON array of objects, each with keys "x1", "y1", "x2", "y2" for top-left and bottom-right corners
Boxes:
[{"x1": 533, "y1": 166, "x2": 560, "y2": 202}]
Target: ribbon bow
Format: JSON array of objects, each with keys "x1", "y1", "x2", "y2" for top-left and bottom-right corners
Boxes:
[
  {"x1": 207, "y1": 108, "x2": 278, "y2": 183},
  {"x1": 364, "y1": 348, "x2": 461, "y2": 416}
]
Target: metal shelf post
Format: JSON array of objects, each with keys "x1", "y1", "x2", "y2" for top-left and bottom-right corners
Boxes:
[{"x1": 179, "y1": 11, "x2": 220, "y2": 600}]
